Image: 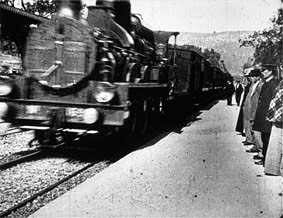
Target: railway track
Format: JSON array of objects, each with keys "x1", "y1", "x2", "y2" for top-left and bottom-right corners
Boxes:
[
  {"x1": 0, "y1": 150, "x2": 43, "y2": 171},
  {"x1": 0, "y1": 133, "x2": 109, "y2": 218},
  {"x1": 0, "y1": 160, "x2": 96, "y2": 218},
  {"x1": 0, "y1": 100, "x2": 217, "y2": 218},
  {"x1": 0, "y1": 128, "x2": 35, "y2": 167},
  {"x1": 0, "y1": 131, "x2": 113, "y2": 218},
  {"x1": 0, "y1": 127, "x2": 26, "y2": 137}
]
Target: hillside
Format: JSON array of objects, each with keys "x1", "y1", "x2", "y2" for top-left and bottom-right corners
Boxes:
[{"x1": 176, "y1": 31, "x2": 255, "y2": 77}]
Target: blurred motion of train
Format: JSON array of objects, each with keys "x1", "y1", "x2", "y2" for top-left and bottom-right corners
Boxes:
[{"x1": 0, "y1": 0, "x2": 231, "y2": 146}]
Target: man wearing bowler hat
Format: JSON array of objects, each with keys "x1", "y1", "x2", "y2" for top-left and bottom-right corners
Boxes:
[
  {"x1": 252, "y1": 64, "x2": 279, "y2": 165},
  {"x1": 244, "y1": 69, "x2": 264, "y2": 154},
  {"x1": 242, "y1": 68, "x2": 262, "y2": 147},
  {"x1": 235, "y1": 67, "x2": 252, "y2": 135},
  {"x1": 225, "y1": 80, "x2": 235, "y2": 105}
]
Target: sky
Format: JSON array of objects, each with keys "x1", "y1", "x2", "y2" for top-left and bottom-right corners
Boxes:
[{"x1": 84, "y1": 0, "x2": 281, "y2": 33}]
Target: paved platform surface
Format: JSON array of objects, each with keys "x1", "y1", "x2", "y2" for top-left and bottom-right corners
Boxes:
[{"x1": 29, "y1": 100, "x2": 283, "y2": 218}]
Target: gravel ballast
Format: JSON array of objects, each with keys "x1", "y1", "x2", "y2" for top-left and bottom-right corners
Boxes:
[
  {"x1": 0, "y1": 154, "x2": 109, "y2": 218},
  {"x1": 0, "y1": 131, "x2": 35, "y2": 165},
  {"x1": 4, "y1": 161, "x2": 109, "y2": 218},
  {"x1": 0, "y1": 130, "x2": 112, "y2": 218}
]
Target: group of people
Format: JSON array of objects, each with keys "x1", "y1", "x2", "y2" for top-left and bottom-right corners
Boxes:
[
  {"x1": 225, "y1": 80, "x2": 243, "y2": 106},
  {"x1": 235, "y1": 64, "x2": 283, "y2": 176}
]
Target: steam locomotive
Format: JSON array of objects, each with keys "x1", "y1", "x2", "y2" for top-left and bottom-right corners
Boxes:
[{"x1": 0, "y1": 0, "x2": 230, "y2": 146}]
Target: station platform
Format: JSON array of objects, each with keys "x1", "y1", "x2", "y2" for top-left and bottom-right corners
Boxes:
[{"x1": 29, "y1": 100, "x2": 283, "y2": 218}]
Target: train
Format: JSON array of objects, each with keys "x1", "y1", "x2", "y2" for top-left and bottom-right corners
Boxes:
[{"x1": 0, "y1": 0, "x2": 232, "y2": 146}]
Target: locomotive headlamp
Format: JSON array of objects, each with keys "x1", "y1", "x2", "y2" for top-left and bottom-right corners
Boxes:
[
  {"x1": 0, "y1": 82, "x2": 12, "y2": 96},
  {"x1": 93, "y1": 82, "x2": 116, "y2": 103},
  {"x1": 83, "y1": 108, "x2": 99, "y2": 124},
  {"x1": 0, "y1": 102, "x2": 8, "y2": 118}
]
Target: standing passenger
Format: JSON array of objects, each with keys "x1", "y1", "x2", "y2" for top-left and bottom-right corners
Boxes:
[
  {"x1": 226, "y1": 80, "x2": 235, "y2": 105},
  {"x1": 243, "y1": 69, "x2": 261, "y2": 147},
  {"x1": 252, "y1": 64, "x2": 279, "y2": 165},
  {"x1": 235, "y1": 74, "x2": 252, "y2": 135},
  {"x1": 244, "y1": 69, "x2": 263, "y2": 151},
  {"x1": 235, "y1": 81, "x2": 243, "y2": 106},
  {"x1": 249, "y1": 73, "x2": 264, "y2": 159},
  {"x1": 264, "y1": 78, "x2": 283, "y2": 176}
]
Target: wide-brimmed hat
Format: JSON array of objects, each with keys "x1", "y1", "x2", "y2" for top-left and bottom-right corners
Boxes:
[{"x1": 261, "y1": 64, "x2": 277, "y2": 73}]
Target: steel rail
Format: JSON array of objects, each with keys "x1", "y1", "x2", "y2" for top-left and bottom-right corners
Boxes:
[
  {"x1": 0, "y1": 150, "x2": 43, "y2": 171},
  {"x1": 0, "y1": 161, "x2": 96, "y2": 218},
  {"x1": 0, "y1": 127, "x2": 26, "y2": 137}
]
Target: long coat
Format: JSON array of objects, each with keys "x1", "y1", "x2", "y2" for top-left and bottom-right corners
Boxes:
[
  {"x1": 250, "y1": 81, "x2": 263, "y2": 121},
  {"x1": 243, "y1": 84, "x2": 253, "y2": 121},
  {"x1": 253, "y1": 78, "x2": 279, "y2": 133},
  {"x1": 226, "y1": 83, "x2": 235, "y2": 96},
  {"x1": 243, "y1": 80, "x2": 263, "y2": 121},
  {"x1": 235, "y1": 84, "x2": 243, "y2": 102},
  {"x1": 235, "y1": 83, "x2": 251, "y2": 133}
]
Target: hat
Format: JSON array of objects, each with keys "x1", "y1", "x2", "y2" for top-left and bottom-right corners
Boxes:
[
  {"x1": 243, "y1": 67, "x2": 253, "y2": 76},
  {"x1": 248, "y1": 68, "x2": 261, "y2": 77},
  {"x1": 261, "y1": 64, "x2": 277, "y2": 74}
]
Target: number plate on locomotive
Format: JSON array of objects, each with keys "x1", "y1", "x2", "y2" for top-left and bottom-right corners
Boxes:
[
  {"x1": 66, "y1": 108, "x2": 84, "y2": 118},
  {"x1": 26, "y1": 105, "x2": 41, "y2": 114}
]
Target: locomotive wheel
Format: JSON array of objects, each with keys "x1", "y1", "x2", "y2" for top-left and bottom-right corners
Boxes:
[
  {"x1": 34, "y1": 129, "x2": 67, "y2": 146},
  {"x1": 135, "y1": 100, "x2": 149, "y2": 137},
  {"x1": 111, "y1": 111, "x2": 137, "y2": 150},
  {"x1": 113, "y1": 102, "x2": 147, "y2": 140},
  {"x1": 34, "y1": 130, "x2": 50, "y2": 145},
  {"x1": 112, "y1": 99, "x2": 150, "y2": 149},
  {"x1": 116, "y1": 107, "x2": 137, "y2": 140}
]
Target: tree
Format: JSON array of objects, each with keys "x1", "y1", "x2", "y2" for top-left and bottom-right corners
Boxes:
[
  {"x1": 0, "y1": 0, "x2": 16, "y2": 6},
  {"x1": 0, "y1": 0, "x2": 55, "y2": 17},
  {"x1": 203, "y1": 48, "x2": 222, "y2": 66},
  {"x1": 23, "y1": 0, "x2": 55, "y2": 17},
  {"x1": 240, "y1": 1, "x2": 283, "y2": 66},
  {"x1": 0, "y1": 0, "x2": 55, "y2": 56}
]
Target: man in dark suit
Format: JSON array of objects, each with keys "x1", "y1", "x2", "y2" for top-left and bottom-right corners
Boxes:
[
  {"x1": 226, "y1": 80, "x2": 235, "y2": 105},
  {"x1": 235, "y1": 81, "x2": 243, "y2": 106},
  {"x1": 251, "y1": 64, "x2": 279, "y2": 165}
]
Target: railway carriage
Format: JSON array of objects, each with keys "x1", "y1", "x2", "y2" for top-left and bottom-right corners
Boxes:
[{"x1": 0, "y1": 0, "x2": 229, "y2": 146}]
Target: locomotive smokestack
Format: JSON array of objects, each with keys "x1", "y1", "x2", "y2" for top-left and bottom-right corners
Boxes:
[
  {"x1": 55, "y1": 0, "x2": 83, "y2": 20},
  {"x1": 96, "y1": 0, "x2": 132, "y2": 33}
]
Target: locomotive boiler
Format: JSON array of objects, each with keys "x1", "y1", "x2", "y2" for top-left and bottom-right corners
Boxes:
[{"x1": 0, "y1": 0, "x2": 229, "y2": 146}]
